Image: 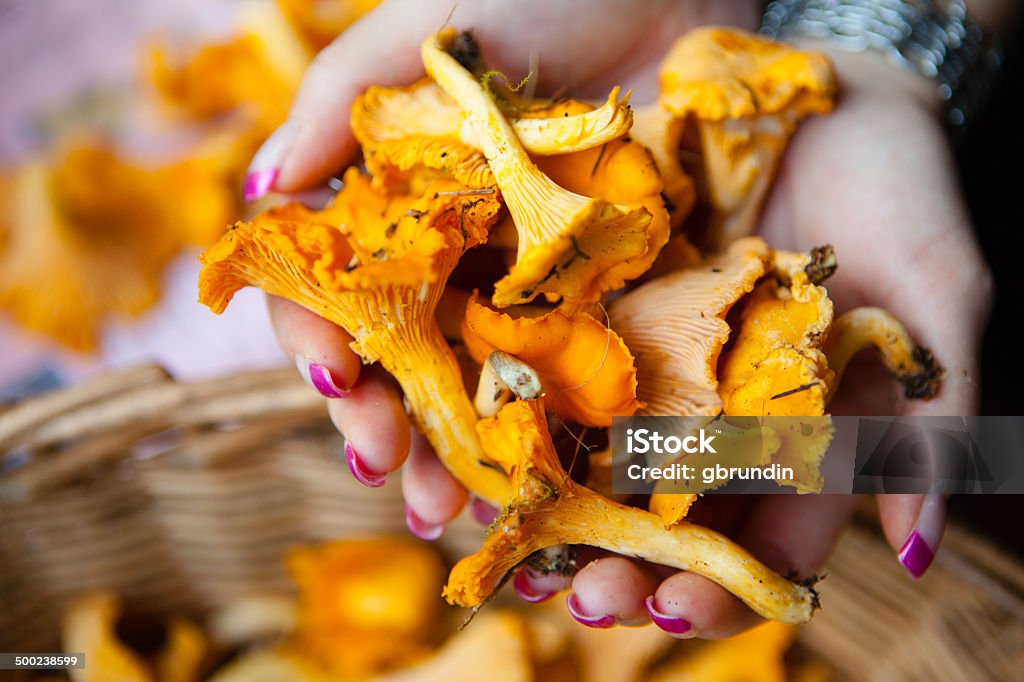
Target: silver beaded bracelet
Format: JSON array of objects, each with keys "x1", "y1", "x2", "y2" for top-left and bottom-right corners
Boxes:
[{"x1": 760, "y1": 0, "x2": 1003, "y2": 130}]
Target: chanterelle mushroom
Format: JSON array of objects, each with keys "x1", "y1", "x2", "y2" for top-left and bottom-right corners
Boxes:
[
  {"x1": 422, "y1": 28, "x2": 654, "y2": 306},
  {"x1": 534, "y1": 136, "x2": 672, "y2": 306},
  {"x1": 199, "y1": 169, "x2": 512, "y2": 504},
  {"x1": 658, "y1": 27, "x2": 835, "y2": 249},
  {"x1": 352, "y1": 79, "x2": 634, "y2": 192},
  {"x1": 0, "y1": 139, "x2": 233, "y2": 351},
  {"x1": 610, "y1": 236, "x2": 772, "y2": 417},
  {"x1": 444, "y1": 398, "x2": 819, "y2": 624},
  {"x1": 629, "y1": 103, "x2": 696, "y2": 229},
  {"x1": 462, "y1": 293, "x2": 642, "y2": 427},
  {"x1": 717, "y1": 247, "x2": 836, "y2": 417},
  {"x1": 608, "y1": 237, "x2": 770, "y2": 525}
]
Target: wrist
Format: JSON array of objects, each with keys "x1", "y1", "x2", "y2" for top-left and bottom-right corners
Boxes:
[
  {"x1": 799, "y1": 40, "x2": 943, "y2": 120},
  {"x1": 760, "y1": 0, "x2": 1003, "y2": 131}
]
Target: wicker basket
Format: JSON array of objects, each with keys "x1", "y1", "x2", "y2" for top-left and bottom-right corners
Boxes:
[{"x1": 1, "y1": 366, "x2": 1022, "y2": 681}]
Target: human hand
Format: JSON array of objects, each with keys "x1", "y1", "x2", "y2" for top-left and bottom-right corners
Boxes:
[
  {"x1": 251, "y1": 0, "x2": 982, "y2": 637},
  {"x1": 560, "y1": 46, "x2": 986, "y2": 639},
  {"x1": 257, "y1": 0, "x2": 761, "y2": 539}
]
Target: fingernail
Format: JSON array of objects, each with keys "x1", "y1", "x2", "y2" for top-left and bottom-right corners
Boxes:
[
  {"x1": 470, "y1": 496, "x2": 500, "y2": 526},
  {"x1": 405, "y1": 504, "x2": 444, "y2": 541},
  {"x1": 243, "y1": 122, "x2": 298, "y2": 201},
  {"x1": 566, "y1": 593, "x2": 615, "y2": 629},
  {"x1": 899, "y1": 492, "x2": 946, "y2": 579},
  {"x1": 345, "y1": 442, "x2": 386, "y2": 488},
  {"x1": 644, "y1": 595, "x2": 694, "y2": 637},
  {"x1": 295, "y1": 355, "x2": 348, "y2": 398},
  {"x1": 513, "y1": 569, "x2": 556, "y2": 603}
]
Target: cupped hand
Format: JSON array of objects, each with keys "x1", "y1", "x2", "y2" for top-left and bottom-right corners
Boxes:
[
  {"x1": 260, "y1": 0, "x2": 760, "y2": 538},
  {"x1": 255, "y1": 0, "x2": 987, "y2": 637}
]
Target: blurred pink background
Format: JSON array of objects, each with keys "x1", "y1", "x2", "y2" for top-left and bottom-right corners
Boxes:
[{"x1": 0, "y1": 0, "x2": 287, "y2": 391}]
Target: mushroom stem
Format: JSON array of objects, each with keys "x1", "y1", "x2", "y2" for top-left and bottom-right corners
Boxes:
[
  {"x1": 422, "y1": 29, "x2": 652, "y2": 305},
  {"x1": 473, "y1": 351, "x2": 542, "y2": 417},
  {"x1": 351, "y1": 288, "x2": 513, "y2": 505},
  {"x1": 696, "y1": 115, "x2": 788, "y2": 250},
  {"x1": 448, "y1": 487, "x2": 817, "y2": 623},
  {"x1": 445, "y1": 400, "x2": 819, "y2": 624},
  {"x1": 823, "y1": 307, "x2": 943, "y2": 402}
]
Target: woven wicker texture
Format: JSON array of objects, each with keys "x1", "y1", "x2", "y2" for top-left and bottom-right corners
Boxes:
[{"x1": 1, "y1": 366, "x2": 1022, "y2": 681}]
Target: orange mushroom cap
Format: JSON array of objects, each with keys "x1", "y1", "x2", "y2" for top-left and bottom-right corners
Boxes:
[
  {"x1": 288, "y1": 538, "x2": 444, "y2": 676},
  {"x1": 656, "y1": 27, "x2": 836, "y2": 249},
  {"x1": 199, "y1": 168, "x2": 513, "y2": 505},
  {"x1": 462, "y1": 293, "x2": 642, "y2": 427},
  {"x1": 717, "y1": 251, "x2": 836, "y2": 417},
  {"x1": 422, "y1": 28, "x2": 654, "y2": 307},
  {"x1": 659, "y1": 27, "x2": 835, "y2": 121},
  {"x1": 352, "y1": 79, "x2": 635, "y2": 193},
  {"x1": 0, "y1": 139, "x2": 233, "y2": 351}
]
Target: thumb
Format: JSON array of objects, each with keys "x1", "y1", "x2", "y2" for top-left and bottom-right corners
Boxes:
[{"x1": 272, "y1": 0, "x2": 453, "y2": 191}]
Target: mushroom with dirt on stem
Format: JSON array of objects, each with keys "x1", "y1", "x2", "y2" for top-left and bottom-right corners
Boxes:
[
  {"x1": 422, "y1": 28, "x2": 655, "y2": 307},
  {"x1": 444, "y1": 396, "x2": 821, "y2": 624}
]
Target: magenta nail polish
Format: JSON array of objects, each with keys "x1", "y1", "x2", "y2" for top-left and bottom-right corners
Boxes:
[
  {"x1": 566, "y1": 593, "x2": 615, "y2": 629},
  {"x1": 513, "y1": 570, "x2": 555, "y2": 603},
  {"x1": 345, "y1": 442, "x2": 386, "y2": 488},
  {"x1": 471, "y1": 497, "x2": 500, "y2": 526},
  {"x1": 898, "y1": 493, "x2": 946, "y2": 579},
  {"x1": 295, "y1": 356, "x2": 348, "y2": 398},
  {"x1": 899, "y1": 530, "x2": 935, "y2": 579},
  {"x1": 243, "y1": 167, "x2": 279, "y2": 202},
  {"x1": 405, "y1": 504, "x2": 444, "y2": 541},
  {"x1": 644, "y1": 595, "x2": 693, "y2": 636},
  {"x1": 243, "y1": 122, "x2": 298, "y2": 202}
]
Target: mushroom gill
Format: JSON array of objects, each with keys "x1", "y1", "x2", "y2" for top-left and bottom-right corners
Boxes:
[
  {"x1": 422, "y1": 28, "x2": 653, "y2": 306},
  {"x1": 199, "y1": 169, "x2": 513, "y2": 504}
]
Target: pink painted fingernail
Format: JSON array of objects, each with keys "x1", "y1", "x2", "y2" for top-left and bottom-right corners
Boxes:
[
  {"x1": 644, "y1": 595, "x2": 693, "y2": 637},
  {"x1": 405, "y1": 504, "x2": 444, "y2": 541},
  {"x1": 566, "y1": 593, "x2": 615, "y2": 629},
  {"x1": 295, "y1": 356, "x2": 348, "y2": 398},
  {"x1": 899, "y1": 492, "x2": 946, "y2": 579},
  {"x1": 243, "y1": 122, "x2": 298, "y2": 201},
  {"x1": 345, "y1": 442, "x2": 386, "y2": 488},
  {"x1": 470, "y1": 496, "x2": 500, "y2": 525},
  {"x1": 513, "y1": 569, "x2": 555, "y2": 603}
]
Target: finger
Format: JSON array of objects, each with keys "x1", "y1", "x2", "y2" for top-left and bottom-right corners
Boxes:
[
  {"x1": 269, "y1": 0, "x2": 707, "y2": 192},
  {"x1": 274, "y1": 1, "x2": 456, "y2": 191},
  {"x1": 401, "y1": 428, "x2": 468, "y2": 540},
  {"x1": 648, "y1": 494, "x2": 858, "y2": 639},
  {"x1": 877, "y1": 493, "x2": 947, "y2": 579},
  {"x1": 512, "y1": 546, "x2": 603, "y2": 605},
  {"x1": 266, "y1": 294, "x2": 362, "y2": 397},
  {"x1": 567, "y1": 556, "x2": 659, "y2": 628},
  {"x1": 326, "y1": 366, "x2": 411, "y2": 485}
]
